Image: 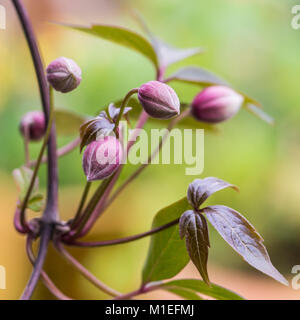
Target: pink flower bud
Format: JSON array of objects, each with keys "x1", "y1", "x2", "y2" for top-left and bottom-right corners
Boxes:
[
  {"x1": 19, "y1": 111, "x2": 46, "y2": 141},
  {"x1": 46, "y1": 57, "x2": 82, "y2": 93},
  {"x1": 191, "y1": 86, "x2": 244, "y2": 123},
  {"x1": 82, "y1": 137, "x2": 123, "y2": 182},
  {"x1": 138, "y1": 81, "x2": 180, "y2": 119}
]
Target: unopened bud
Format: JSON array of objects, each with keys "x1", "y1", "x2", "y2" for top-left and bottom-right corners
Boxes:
[
  {"x1": 82, "y1": 136, "x2": 122, "y2": 182},
  {"x1": 46, "y1": 57, "x2": 82, "y2": 93},
  {"x1": 191, "y1": 86, "x2": 244, "y2": 123},
  {"x1": 138, "y1": 81, "x2": 180, "y2": 119},
  {"x1": 19, "y1": 111, "x2": 46, "y2": 141}
]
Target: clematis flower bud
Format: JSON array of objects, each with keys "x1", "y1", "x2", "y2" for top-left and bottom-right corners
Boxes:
[
  {"x1": 82, "y1": 136, "x2": 123, "y2": 182},
  {"x1": 19, "y1": 111, "x2": 46, "y2": 141},
  {"x1": 138, "y1": 81, "x2": 180, "y2": 119},
  {"x1": 191, "y1": 86, "x2": 244, "y2": 123},
  {"x1": 46, "y1": 57, "x2": 82, "y2": 93}
]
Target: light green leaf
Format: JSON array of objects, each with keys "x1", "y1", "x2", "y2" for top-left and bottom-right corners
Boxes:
[
  {"x1": 166, "y1": 66, "x2": 228, "y2": 87},
  {"x1": 244, "y1": 103, "x2": 274, "y2": 125},
  {"x1": 162, "y1": 279, "x2": 244, "y2": 300},
  {"x1": 13, "y1": 167, "x2": 38, "y2": 200},
  {"x1": 55, "y1": 108, "x2": 89, "y2": 136},
  {"x1": 12, "y1": 167, "x2": 44, "y2": 212},
  {"x1": 27, "y1": 193, "x2": 44, "y2": 212},
  {"x1": 142, "y1": 197, "x2": 191, "y2": 284},
  {"x1": 164, "y1": 287, "x2": 203, "y2": 300},
  {"x1": 61, "y1": 23, "x2": 158, "y2": 68},
  {"x1": 132, "y1": 11, "x2": 203, "y2": 68}
]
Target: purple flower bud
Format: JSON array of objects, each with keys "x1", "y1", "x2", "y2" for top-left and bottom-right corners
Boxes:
[
  {"x1": 191, "y1": 86, "x2": 244, "y2": 123},
  {"x1": 19, "y1": 111, "x2": 46, "y2": 141},
  {"x1": 46, "y1": 57, "x2": 82, "y2": 93},
  {"x1": 138, "y1": 81, "x2": 180, "y2": 119},
  {"x1": 82, "y1": 136, "x2": 123, "y2": 182}
]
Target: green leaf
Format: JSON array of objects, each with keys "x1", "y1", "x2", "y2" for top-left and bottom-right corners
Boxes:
[
  {"x1": 179, "y1": 210, "x2": 210, "y2": 285},
  {"x1": 164, "y1": 287, "x2": 203, "y2": 300},
  {"x1": 27, "y1": 193, "x2": 44, "y2": 212},
  {"x1": 12, "y1": 167, "x2": 44, "y2": 212},
  {"x1": 151, "y1": 38, "x2": 204, "y2": 69},
  {"x1": 55, "y1": 108, "x2": 89, "y2": 136},
  {"x1": 13, "y1": 167, "x2": 38, "y2": 199},
  {"x1": 132, "y1": 11, "x2": 203, "y2": 68},
  {"x1": 166, "y1": 66, "x2": 228, "y2": 87},
  {"x1": 142, "y1": 197, "x2": 191, "y2": 284},
  {"x1": 61, "y1": 23, "x2": 158, "y2": 68},
  {"x1": 202, "y1": 205, "x2": 288, "y2": 286},
  {"x1": 161, "y1": 279, "x2": 244, "y2": 300},
  {"x1": 244, "y1": 103, "x2": 274, "y2": 125}
]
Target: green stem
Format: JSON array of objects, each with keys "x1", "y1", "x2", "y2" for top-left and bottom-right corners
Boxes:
[
  {"x1": 114, "y1": 88, "x2": 138, "y2": 137},
  {"x1": 70, "y1": 181, "x2": 92, "y2": 229},
  {"x1": 68, "y1": 176, "x2": 114, "y2": 238}
]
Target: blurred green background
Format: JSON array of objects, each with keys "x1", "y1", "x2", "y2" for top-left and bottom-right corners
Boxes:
[{"x1": 0, "y1": 0, "x2": 300, "y2": 299}]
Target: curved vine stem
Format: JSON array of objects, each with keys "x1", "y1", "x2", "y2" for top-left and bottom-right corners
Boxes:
[
  {"x1": 17, "y1": 87, "x2": 55, "y2": 231},
  {"x1": 54, "y1": 241, "x2": 121, "y2": 297},
  {"x1": 20, "y1": 224, "x2": 52, "y2": 300},
  {"x1": 114, "y1": 88, "x2": 138, "y2": 137},
  {"x1": 64, "y1": 218, "x2": 179, "y2": 247},
  {"x1": 29, "y1": 136, "x2": 81, "y2": 168},
  {"x1": 26, "y1": 236, "x2": 73, "y2": 300},
  {"x1": 12, "y1": 0, "x2": 59, "y2": 300},
  {"x1": 70, "y1": 181, "x2": 92, "y2": 229}
]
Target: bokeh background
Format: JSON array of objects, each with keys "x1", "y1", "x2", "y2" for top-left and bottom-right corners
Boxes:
[{"x1": 0, "y1": 0, "x2": 300, "y2": 300}]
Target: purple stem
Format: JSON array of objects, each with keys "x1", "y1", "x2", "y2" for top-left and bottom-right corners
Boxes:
[
  {"x1": 26, "y1": 235, "x2": 72, "y2": 300},
  {"x1": 12, "y1": 0, "x2": 59, "y2": 299},
  {"x1": 55, "y1": 241, "x2": 121, "y2": 297},
  {"x1": 29, "y1": 136, "x2": 81, "y2": 168},
  {"x1": 20, "y1": 225, "x2": 52, "y2": 300},
  {"x1": 64, "y1": 218, "x2": 179, "y2": 247},
  {"x1": 113, "y1": 283, "x2": 160, "y2": 300}
]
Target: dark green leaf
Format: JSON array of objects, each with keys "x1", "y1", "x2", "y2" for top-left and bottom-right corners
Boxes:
[
  {"x1": 203, "y1": 205, "x2": 288, "y2": 286},
  {"x1": 61, "y1": 23, "x2": 158, "y2": 68},
  {"x1": 55, "y1": 108, "x2": 89, "y2": 136},
  {"x1": 142, "y1": 197, "x2": 191, "y2": 284},
  {"x1": 161, "y1": 279, "x2": 243, "y2": 300},
  {"x1": 179, "y1": 210, "x2": 210, "y2": 285}
]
